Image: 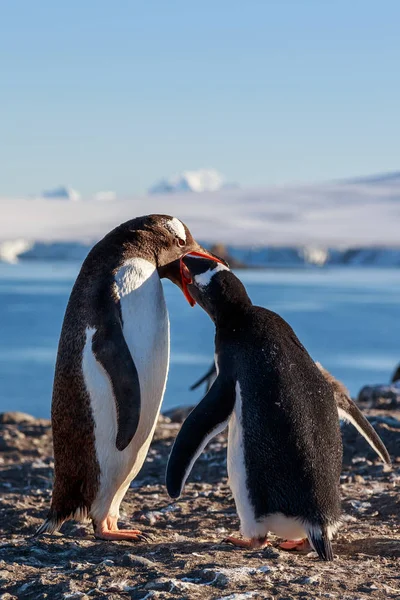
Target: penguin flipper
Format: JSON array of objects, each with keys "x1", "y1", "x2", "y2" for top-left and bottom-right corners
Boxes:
[
  {"x1": 316, "y1": 362, "x2": 391, "y2": 465},
  {"x1": 92, "y1": 324, "x2": 141, "y2": 452},
  {"x1": 167, "y1": 374, "x2": 236, "y2": 498}
]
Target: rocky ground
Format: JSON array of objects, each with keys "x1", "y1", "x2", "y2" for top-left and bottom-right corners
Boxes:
[{"x1": 0, "y1": 402, "x2": 399, "y2": 600}]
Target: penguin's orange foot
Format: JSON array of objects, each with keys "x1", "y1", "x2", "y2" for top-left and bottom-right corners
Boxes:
[
  {"x1": 280, "y1": 538, "x2": 310, "y2": 552},
  {"x1": 95, "y1": 529, "x2": 150, "y2": 542},
  {"x1": 223, "y1": 536, "x2": 270, "y2": 549},
  {"x1": 94, "y1": 517, "x2": 152, "y2": 542}
]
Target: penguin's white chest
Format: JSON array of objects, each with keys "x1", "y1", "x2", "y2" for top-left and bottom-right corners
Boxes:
[
  {"x1": 227, "y1": 382, "x2": 261, "y2": 539},
  {"x1": 82, "y1": 258, "x2": 170, "y2": 521},
  {"x1": 114, "y1": 257, "x2": 170, "y2": 444}
]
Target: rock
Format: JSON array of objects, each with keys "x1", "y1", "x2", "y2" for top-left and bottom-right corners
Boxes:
[
  {"x1": 201, "y1": 566, "x2": 260, "y2": 587},
  {"x1": 293, "y1": 575, "x2": 320, "y2": 585},
  {"x1": 162, "y1": 406, "x2": 194, "y2": 423},
  {"x1": 262, "y1": 546, "x2": 280, "y2": 559},
  {"x1": 121, "y1": 554, "x2": 156, "y2": 568},
  {"x1": 358, "y1": 384, "x2": 400, "y2": 409},
  {"x1": 208, "y1": 244, "x2": 247, "y2": 269},
  {"x1": 145, "y1": 577, "x2": 200, "y2": 593},
  {"x1": 215, "y1": 594, "x2": 260, "y2": 600},
  {"x1": 0, "y1": 412, "x2": 37, "y2": 424},
  {"x1": 156, "y1": 414, "x2": 171, "y2": 425},
  {"x1": 391, "y1": 363, "x2": 400, "y2": 383},
  {"x1": 342, "y1": 414, "x2": 400, "y2": 463}
]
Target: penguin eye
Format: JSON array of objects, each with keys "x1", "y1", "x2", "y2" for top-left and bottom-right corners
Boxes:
[{"x1": 177, "y1": 238, "x2": 185, "y2": 247}]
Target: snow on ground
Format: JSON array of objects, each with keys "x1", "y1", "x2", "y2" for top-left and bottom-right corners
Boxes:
[{"x1": 1, "y1": 179, "x2": 400, "y2": 252}]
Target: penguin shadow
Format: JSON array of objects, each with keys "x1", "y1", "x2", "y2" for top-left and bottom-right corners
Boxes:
[{"x1": 334, "y1": 537, "x2": 400, "y2": 558}]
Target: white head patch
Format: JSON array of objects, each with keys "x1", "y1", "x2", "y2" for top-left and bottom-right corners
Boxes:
[
  {"x1": 164, "y1": 217, "x2": 186, "y2": 242},
  {"x1": 194, "y1": 262, "x2": 230, "y2": 287}
]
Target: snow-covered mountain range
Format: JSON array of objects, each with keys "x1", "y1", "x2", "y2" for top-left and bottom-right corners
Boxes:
[
  {"x1": 41, "y1": 186, "x2": 81, "y2": 202},
  {"x1": 149, "y1": 169, "x2": 231, "y2": 194},
  {"x1": 1, "y1": 171, "x2": 400, "y2": 265}
]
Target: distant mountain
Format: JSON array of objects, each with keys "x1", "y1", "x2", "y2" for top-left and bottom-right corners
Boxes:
[
  {"x1": 345, "y1": 171, "x2": 400, "y2": 186},
  {"x1": 3, "y1": 241, "x2": 400, "y2": 267},
  {"x1": 2, "y1": 169, "x2": 400, "y2": 260},
  {"x1": 41, "y1": 186, "x2": 81, "y2": 201},
  {"x1": 149, "y1": 169, "x2": 234, "y2": 194}
]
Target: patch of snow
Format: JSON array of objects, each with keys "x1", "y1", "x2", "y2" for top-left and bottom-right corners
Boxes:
[
  {"x1": 301, "y1": 246, "x2": 329, "y2": 266},
  {"x1": 0, "y1": 239, "x2": 33, "y2": 263}
]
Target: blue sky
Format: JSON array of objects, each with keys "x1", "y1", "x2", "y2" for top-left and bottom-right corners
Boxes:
[{"x1": 1, "y1": 0, "x2": 399, "y2": 195}]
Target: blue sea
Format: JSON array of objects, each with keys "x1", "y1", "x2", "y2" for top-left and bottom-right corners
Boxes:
[{"x1": 0, "y1": 261, "x2": 399, "y2": 418}]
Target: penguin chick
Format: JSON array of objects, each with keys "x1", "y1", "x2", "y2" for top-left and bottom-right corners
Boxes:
[{"x1": 166, "y1": 256, "x2": 388, "y2": 561}]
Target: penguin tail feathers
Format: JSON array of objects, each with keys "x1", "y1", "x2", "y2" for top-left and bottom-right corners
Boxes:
[
  {"x1": 35, "y1": 513, "x2": 64, "y2": 536},
  {"x1": 35, "y1": 506, "x2": 89, "y2": 536},
  {"x1": 307, "y1": 525, "x2": 334, "y2": 561}
]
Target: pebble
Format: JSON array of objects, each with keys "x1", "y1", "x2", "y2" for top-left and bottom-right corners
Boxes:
[
  {"x1": 262, "y1": 546, "x2": 281, "y2": 559},
  {"x1": 201, "y1": 566, "x2": 263, "y2": 587},
  {"x1": 139, "y1": 592, "x2": 160, "y2": 599},
  {"x1": 144, "y1": 577, "x2": 200, "y2": 593},
  {"x1": 293, "y1": 575, "x2": 320, "y2": 585},
  {"x1": 216, "y1": 594, "x2": 259, "y2": 600},
  {"x1": 354, "y1": 475, "x2": 365, "y2": 483},
  {"x1": 121, "y1": 553, "x2": 156, "y2": 568},
  {"x1": 0, "y1": 569, "x2": 10, "y2": 582},
  {"x1": 350, "y1": 500, "x2": 372, "y2": 513}
]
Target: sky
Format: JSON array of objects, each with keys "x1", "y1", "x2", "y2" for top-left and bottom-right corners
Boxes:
[{"x1": 1, "y1": 0, "x2": 400, "y2": 196}]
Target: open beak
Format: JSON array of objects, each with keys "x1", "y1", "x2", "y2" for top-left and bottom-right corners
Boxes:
[
  {"x1": 179, "y1": 250, "x2": 226, "y2": 307},
  {"x1": 180, "y1": 259, "x2": 195, "y2": 306}
]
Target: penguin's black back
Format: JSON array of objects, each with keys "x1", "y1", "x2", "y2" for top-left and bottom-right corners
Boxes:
[{"x1": 217, "y1": 303, "x2": 342, "y2": 525}]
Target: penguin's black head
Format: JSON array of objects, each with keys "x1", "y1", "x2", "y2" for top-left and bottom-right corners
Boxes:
[{"x1": 180, "y1": 255, "x2": 251, "y2": 320}]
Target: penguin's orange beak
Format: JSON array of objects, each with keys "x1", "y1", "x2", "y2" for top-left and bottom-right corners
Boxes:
[
  {"x1": 180, "y1": 259, "x2": 195, "y2": 306},
  {"x1": 179, "y1": 251, "x2": 225, "y2": 307}
]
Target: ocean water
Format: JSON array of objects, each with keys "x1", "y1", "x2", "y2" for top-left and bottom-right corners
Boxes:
[{"x1": 0, "y1": 261, "x2": 399, "y2": 418}]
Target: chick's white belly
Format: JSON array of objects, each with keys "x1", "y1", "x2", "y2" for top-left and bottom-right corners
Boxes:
[{"x1": 227, "y1": 382, "x2": 262, "y2": 539}]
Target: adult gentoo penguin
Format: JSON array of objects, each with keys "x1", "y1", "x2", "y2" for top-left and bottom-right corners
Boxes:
[
  {"x1": 166, "y1": 256, "x2": 390, "y2": 560},
  {"x1": 37, "y1": 215, "x2": 220, "y2": 541}
]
